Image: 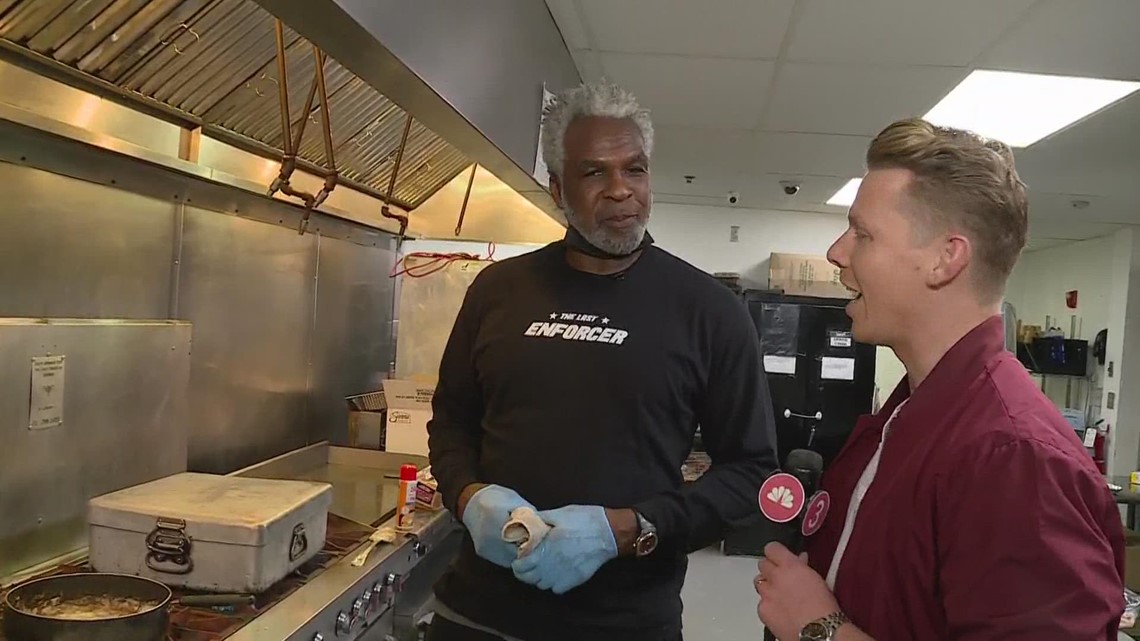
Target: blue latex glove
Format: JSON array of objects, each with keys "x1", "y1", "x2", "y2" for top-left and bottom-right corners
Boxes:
[
  {"x1": 511, "y1": 505, "x2": 619, "y2": 594},
  {"x1": 462, "y1": 485, "x2": 533, "y2": 568}
]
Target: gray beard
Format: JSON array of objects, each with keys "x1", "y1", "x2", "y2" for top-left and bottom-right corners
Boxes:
[{"x1": 563, "y1": 206, "x2": 648, "y2": 256}]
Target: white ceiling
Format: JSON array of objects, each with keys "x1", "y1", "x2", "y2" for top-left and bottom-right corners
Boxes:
[{"x1": 544, "y1": 0, "x2": 1140, "y2": 248}]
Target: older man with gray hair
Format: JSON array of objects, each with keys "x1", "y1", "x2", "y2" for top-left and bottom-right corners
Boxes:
[{"x1": 425, "y1": 81, "x2": 778, "y2": 641}]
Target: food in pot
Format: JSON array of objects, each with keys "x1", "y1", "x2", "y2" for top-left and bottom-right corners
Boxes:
[{"x1": 18, "y1": 594, "x2": 161, "y2": 620}]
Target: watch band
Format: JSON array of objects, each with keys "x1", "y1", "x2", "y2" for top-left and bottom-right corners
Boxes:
[
  {"x1": 634, "y1": 511, "x2": 655, "y2": 535},
  {"x1": 633, "y1": 511, "x2": 658, "y2": 557},
  {"x1": 800, "y1": 611, "x2": 850, "y2": 641}
]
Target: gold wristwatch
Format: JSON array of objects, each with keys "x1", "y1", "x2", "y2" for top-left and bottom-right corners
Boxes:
[{"x1": 800, "y1": 611, "x2": 850, "y2": 641}]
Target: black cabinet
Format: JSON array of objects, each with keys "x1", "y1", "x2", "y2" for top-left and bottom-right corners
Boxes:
[
  {"x1": 746, "y1": 291, "x2": 876, "y2": 467},
  {"x1": 722, "y1": 291, "x2": 876, "y2": 556}
]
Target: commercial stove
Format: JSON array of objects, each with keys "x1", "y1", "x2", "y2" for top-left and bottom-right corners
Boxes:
[{"x1": 0, "y1": 444, "x2": 461, "y2": 641}]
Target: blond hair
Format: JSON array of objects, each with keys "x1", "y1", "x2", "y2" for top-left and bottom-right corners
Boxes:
[{"x1": 867, "y1": 118, "x2": 1028, "y2": 300}]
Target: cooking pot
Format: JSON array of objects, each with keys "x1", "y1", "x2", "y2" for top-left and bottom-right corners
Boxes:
[{"x1": 3, "y1": 573, "x2": 170, "y2": 641}]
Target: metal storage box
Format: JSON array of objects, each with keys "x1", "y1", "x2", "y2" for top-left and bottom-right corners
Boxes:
[{"x1": 88, "y1": 473, "x2": 332, "y2": 593}]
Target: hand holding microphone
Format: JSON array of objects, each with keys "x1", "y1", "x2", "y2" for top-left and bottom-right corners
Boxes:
[{"x1": 756, "y1": 449, "x2": 840, "y2": 641}]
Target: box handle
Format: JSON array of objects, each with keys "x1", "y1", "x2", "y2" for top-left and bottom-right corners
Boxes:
[
  {"x1": 146, "y1": 517, "x2": 194, "y2": 575},
  {"x1": 289, "y1": 523, "x2": 308, "y2": 561}
]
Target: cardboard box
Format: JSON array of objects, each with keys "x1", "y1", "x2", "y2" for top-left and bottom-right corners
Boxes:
[
  {"x1": 1126, "y1": 529, "x2": 1140, "y2": 593},
  {"x1": 768, "y1": 253, "x2": 853, "y2": 299},
  {"x1": 382, "y1": 379, "x2": 434, "y2": 457}
]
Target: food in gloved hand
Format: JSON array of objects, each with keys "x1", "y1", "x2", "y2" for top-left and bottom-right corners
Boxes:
[
  {"x1": 511, "y1": 504, "x2": 619, "y2": 595},
  {"x1": 501, "y1": 506, "x2": 551, "y2": 558},
  {"x1": 462, "y1": 484, "x2": 535, "y2": 568}
]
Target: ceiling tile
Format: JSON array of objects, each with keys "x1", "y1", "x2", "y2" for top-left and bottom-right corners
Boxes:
[
  {"x1": 1023, "y1": 238, "x2": 1070, "y2": 252},
  {"x1": 1028, "y1": 191, "x2": 1140, "y2": 226},
  {"x1": 754, "y1": 131, "x2": 871, "y2": 177},
  {"x1": 1027, "y1": 218, "x2": 1123, "y2": 241},
  {"x1": 652, "y1": 126, "x2": 755, "y2": 177},
  {"x1": 544, "y1": 0, "x2": 592, "y2": 50},
  {"x1": 787, "y1": 0, "x2": 1037, "y2": 66},
  {"x1": 1015, "y1": 94, "x2": 1140, "y2": 198},
  {"x1": 980, "y1": 0, "x2": 1140, "y2": 80},
  {"x1": 601, "y1": 54, "x2": 775, "y2": 127},
  {"x1": 571, "y1": 49, "x2": 605, "y2": 81},
  {"x1": 764, "y1": 63, "x2": 967, "y2": 134},
  {"x1": 579, "y1": 0, "x2": 795, "y2": 58}
]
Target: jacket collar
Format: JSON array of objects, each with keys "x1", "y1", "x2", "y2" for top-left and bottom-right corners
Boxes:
[{"x1": 872, "y1": 315, "x2": 1007, "y2": 432}]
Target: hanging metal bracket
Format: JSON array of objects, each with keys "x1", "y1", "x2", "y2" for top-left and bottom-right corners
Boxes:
[
  {"x1": 454, "y1": 164, "x2": 478, "y2": 237},
  {"x1": 265, "y1": 20, "x2": 339, "y2": 235},
  {"x1": 381, "y1": 114, "x2": 413, "y2": 241}
]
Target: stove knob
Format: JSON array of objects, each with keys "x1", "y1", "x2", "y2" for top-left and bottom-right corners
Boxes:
[
  {"x1": 371, "y1": 582, "x2": 384, "y2": 605},
  {"x1": 313, "y1": 634, "x2": 325, "y2": 641},
  {"x1": 350, "y1": 598, "x2": 365, "y2": 625},
  {"x1": 413, "y1": 541, "x2": 427, "y2": 557},
  {"x1": 361, "y1": 588, "x2": 374, "y2": 612},
  {"x1": 335, "y1": 611, "x2": 351, "y2": 637},
  {"x1": 381, "y1": 572, "x2": 403, "y2": 600}
]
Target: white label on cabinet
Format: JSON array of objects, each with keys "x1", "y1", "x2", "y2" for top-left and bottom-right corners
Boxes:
[
  {"x1": 821, "y1": 357, "x2": 856, "y2": 381},
  {"x1": 764, "y1": 355, "x2": 797, "y2": 376},
  {"x1": 829, "y1": 334, "x2": 853, "y2": 348}
]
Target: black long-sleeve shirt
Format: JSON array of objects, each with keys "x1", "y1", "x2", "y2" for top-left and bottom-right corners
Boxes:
[{"x1": 427, "y1": 241, "x2": 777, "y2": 640}]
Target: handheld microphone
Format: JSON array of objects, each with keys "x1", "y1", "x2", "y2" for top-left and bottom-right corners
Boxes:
[
  {"x1": 782, "y1": 448, "x2": 824, "y2": 551},
  {"x1": 761, "y1": 449, "x2": 824, "y2": 641}
]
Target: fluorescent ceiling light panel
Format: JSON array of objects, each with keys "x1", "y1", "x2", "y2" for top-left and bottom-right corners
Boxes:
[
  {"x1": 924, "y1": 70, "x2": 1140, "y2": 147},
  {"x1": 827, "y1": 178, "x2": 862, "y2": 207}
]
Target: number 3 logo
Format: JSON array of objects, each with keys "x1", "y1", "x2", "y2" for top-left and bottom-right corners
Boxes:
[{"x1": 802, "y1": 491, "x2": 830, "y2": 537}]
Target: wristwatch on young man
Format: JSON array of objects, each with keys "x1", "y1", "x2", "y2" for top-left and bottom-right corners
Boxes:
[
  {"x1": 633, "y1": 510, "x2": 658, "y2": 557},
  {"x1": 800, "y1": 611, "x2": 850, "y2": 641}
]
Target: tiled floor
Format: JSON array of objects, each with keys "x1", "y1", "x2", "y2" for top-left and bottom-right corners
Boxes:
[
  {"x1": 682, "y1": 546, "x2": 767, "y2": 639},
  {"x1": 682, "y1": 547, "x2": 1135, "y2": 641}
]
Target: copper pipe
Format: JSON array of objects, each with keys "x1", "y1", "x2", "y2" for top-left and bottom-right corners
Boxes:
[
  {"x1": 454, "y1": 164, "x2": 478, "y2": 237},
  {"x1": 312, "y1": 46, "x2": 338, "y2": 211},
  {"x1": 381, "y1": 114, "x2": 413, "y2": 237},
  {"x1": 291, "y1": 66, "x2": 318, "y2": 157},
  {"x1": 386, "y1": 115, "x2": 413, "y2": 201},
  {"x1": 314, "y1": 47, "x2": 336, "y2": 173},
  {"x1": 268, "y1": 18, "x2": 310, "y2": 200},
  {"x1": 273, "y1": 19, "x2": 292, "y2": 157}
]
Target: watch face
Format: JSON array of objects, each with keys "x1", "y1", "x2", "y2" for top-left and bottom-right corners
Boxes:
[
  {"x1": 800, "y1": 622, "x2": 829, "y2": 641},
  {"x1": 635, "y1": 531, "x2": 658, "y2": 557}
]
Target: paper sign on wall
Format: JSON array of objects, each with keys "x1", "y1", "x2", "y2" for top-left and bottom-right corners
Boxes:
[
  {"x1": 30, "y1": 355, "x2": 65, "y2": 430},
  {"x1": 820, "y1": 356, "x2": 855, "y2": 381},
  {"x1": 764, "y1": 355, "x2": 797, "y2": 376}
]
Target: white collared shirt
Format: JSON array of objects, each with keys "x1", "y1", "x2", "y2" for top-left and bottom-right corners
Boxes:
[{"x1": 825, "y1": 400, "x2": 907, "y2": 589}]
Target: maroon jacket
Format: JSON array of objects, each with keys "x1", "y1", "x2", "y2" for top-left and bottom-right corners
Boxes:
[{"x1": 806, "y1": 316, "x2": 1124, "y2": 640}]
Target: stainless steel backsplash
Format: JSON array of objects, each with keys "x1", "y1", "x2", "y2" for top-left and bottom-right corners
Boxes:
[{"x1": 0, "y1": 159, "x2": 396, "y2": 475}]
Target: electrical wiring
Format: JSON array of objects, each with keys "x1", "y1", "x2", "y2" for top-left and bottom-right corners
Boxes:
[{"x1": 390, "y1": 242, "x2": 497, "y2": 278}]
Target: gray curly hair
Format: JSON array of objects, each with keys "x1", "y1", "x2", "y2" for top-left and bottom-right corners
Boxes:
[{"x1": 540, "y1": 81, "x2": 655, "y2": 182}]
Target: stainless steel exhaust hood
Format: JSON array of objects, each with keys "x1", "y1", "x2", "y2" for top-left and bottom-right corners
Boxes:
[{"x1": 0, "y1": 0, "x2": 470, "y2": 211}]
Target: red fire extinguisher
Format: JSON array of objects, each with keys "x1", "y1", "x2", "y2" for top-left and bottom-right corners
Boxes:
[{"x1": 1093, "y1": 422, "x2": 1108, "y2": 474}]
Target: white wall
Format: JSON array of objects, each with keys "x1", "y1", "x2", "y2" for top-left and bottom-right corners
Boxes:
[
  {"x1": 406, "y1": 203, "x2": 853, "y2": 281},
  {"x1": 649, "y1": 203, "x2": 849, "y2": 290},
  {"x1": 1004, "y1": 234, "x2": 1117, "y2": 420},
  {"x1": 1104, "y1": 229, "x2": 1140, "y2": 475},
  {"x1": 1006, "y1": 235, "x2": 1115, "y2": 342}
]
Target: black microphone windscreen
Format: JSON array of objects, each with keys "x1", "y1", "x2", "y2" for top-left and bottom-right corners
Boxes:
[{"x1": 786, "y1": 448, "x2": 823, "y2": 473}]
